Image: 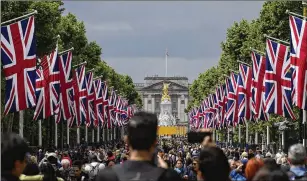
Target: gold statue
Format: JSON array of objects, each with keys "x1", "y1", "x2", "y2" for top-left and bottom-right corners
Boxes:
[{"x1": 161, "y1": 82, "x2": 171, "y2": 101}]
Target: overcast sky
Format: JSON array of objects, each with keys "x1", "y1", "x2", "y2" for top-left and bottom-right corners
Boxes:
[{"x1": 63, "y1": 1, "x2": 264, "y2": 83}]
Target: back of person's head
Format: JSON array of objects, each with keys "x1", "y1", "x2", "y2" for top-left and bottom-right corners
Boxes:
[
  {"x1": 288, "y1": 143, "x2": 306, "y2": 166},
  {"x1": 127, "y1": 111, "x2": 158, "y2": 151},
  {"x1": 245, "y1": 158, "x2": 264, "y2": 181},
  {"x1": 198, "y1": 146, "x2": 230, "y2": 181},
  {"x1": 263, "y1": 158, "x2": 279, "y2": 170},
  {"x1": 61, "y1": 159, "x2": 70, "y2": 169},
  {"x1": 1, "y1": 133, "x2": 30, "y2": 176},
  {"x1": 40, "y1": 162, "x2": 57, "y2": 181},
  {"x1": 252, "y1": 167, "x2": 289, "y2": 181}
]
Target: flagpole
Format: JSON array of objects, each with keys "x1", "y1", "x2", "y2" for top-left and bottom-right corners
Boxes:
[
  {"x1": 264, "y1": 34, "x2": 290, "y2": 45},
  {"x1": 302, "y1": 1, "x2": 307, "y2": 146},
  {"x1": 286, "y1": 9, "x2": 307, "y2": 19},
  {"x1": 250, "y1": 47, "x2": 265, "y2": 55},
  {"x1": 73, "y1": 61, "x2": 87, "y2": 68},
  {"x1": 1, "y1": 10, "x2": 38, "y2": 26},
  {"x1": 38, "y1": 120, "x2": 42, "y2": 147},
  {"x1": 165, "y1": 48, "x2": 168, "y2": 77},
  {"x1": 58, "y1": 47, "x2": 74, "y2": 55}
]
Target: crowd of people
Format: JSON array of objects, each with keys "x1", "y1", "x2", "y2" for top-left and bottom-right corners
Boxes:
[{"x1": 2, "y1": 111, "x2": 307, "y2": 181}]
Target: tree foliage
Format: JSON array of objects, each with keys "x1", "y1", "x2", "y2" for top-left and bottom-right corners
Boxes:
[
  {"x1": 189, "y1": 1, "x2": 303, "y2": 142},
  {"x1": 1, "y1": 1, "x2": 142, "y2": 145}
]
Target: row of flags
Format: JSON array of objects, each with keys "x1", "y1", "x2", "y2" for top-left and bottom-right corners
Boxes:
[
  {"x1": 1, "y1": 14, "x2": 137, "y2": 128},
  {"x1": 189, "y1": 14, "x2": 307, "y2": 130}
]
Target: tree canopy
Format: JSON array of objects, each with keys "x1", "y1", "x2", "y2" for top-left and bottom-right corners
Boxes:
[
  {"x1": 1, "y1": 1, "x2": 142, "y2": 144},
  {"x1": 188, "y1": 1, "x2": 303, "y2": 142}
]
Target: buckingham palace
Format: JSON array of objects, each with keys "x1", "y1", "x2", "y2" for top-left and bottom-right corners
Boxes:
[{"x1": 134, "y1": 75, "x2": 190, "y2": 124}]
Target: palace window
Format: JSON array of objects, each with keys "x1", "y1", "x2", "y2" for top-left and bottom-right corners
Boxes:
[
  {"x1": 148, "y1": 100, "x2": 152, "y2": 104},
  {"x1": 172, "y1": 101, "x2": 177, "y2": 110},
  {"x1": 181, "y1": 100, "x2": 185, "y2": 104}
]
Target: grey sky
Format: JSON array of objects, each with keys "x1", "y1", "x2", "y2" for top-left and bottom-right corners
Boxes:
[{"x1": 63, "y1": 1, "x2": 264, "y2": 83}]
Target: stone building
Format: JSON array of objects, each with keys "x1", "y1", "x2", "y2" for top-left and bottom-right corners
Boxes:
[{"x1": 134, "y1": 75, "x2": 190, "y2": 124}]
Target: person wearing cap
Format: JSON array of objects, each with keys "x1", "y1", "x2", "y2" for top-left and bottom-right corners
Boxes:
[
  {"x1": 287, "y1": 143, "x2": 307, "y2": 180},
  {"x1": 2, "y1": 133, "x2": 31, "y2": 181}
]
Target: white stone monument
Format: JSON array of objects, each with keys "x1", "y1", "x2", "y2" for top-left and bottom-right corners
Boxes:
[{"x1": 158, "y1": 82, "x2": 176, "y2": 126}]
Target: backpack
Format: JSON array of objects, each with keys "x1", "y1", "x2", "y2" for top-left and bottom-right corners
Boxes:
[
  {"x1": 88, "y1": 163, "x2": 100, "y2": 181},
  {"x1": 111, "y1": 164, "x2": 167, "y2": 181},
  {"x1": 287, "y1": 170, "x2": 307, "y2": 181}
]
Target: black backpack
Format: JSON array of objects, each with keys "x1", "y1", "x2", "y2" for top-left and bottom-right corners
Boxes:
[{"x1": 111, "y1": 164, "x2": 167, "y2": 181}]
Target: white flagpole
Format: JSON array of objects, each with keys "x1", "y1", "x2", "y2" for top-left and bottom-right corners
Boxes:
[
  {"x1": 97, "y1": 126, "x2": 100, "y2": 142},
  {"x1": 67, "y1": 121, "x2": 70, "y2": 145},
  {"x1": 165, "y1": 48, "x2": 168, "y2": 77},
  {"x1": 85, "y1": 126, "x2": 88, "y2": 142},
  {"x1": 38, "y1": 120, "x2": 42, "y2": 146},
  {"x1": 55, "y1": 121, "x2": 58, "y2": 148},
  {"x1": 1, "y1": 10, "x2": 38, "y2": 26},
  {"x1": 92, "y1": 129, "x2": 94, "y2": 143},
  {"x1": 19, "y1": 111, "x2": 24, "y2": 138}
]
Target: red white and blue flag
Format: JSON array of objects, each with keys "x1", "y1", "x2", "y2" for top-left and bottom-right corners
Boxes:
[
  {"x1": 55, "y1": 51, "x2": 74, "y2": 126},
  {"x1": 289, "y1": 15, "x2": 307, "y2": 110},
  {"x1": 33, "y1": 47, "x2": 59, "y2": 120},
  {"x1": 237, "y1": 64, "x2": 254, "y2": 122},
  {"x1": 94, "y1": 79, "x2": 104, "y2": 127},
  {"x1": 102, "y1": 81, "x2": 110, "y2": 128},
  {"x1": 85, "y1": 72, "x2": 97, "y2": 127},
  {"x1": 251, "y1": 51, "x2": 269, "y2": 121},
  {"x1": 72, "y1": 65, "x2": 87, "y2": 127},
  {"x1": 1, "y1": 16, "x2": 36, "y2": 115},
  {"x1": 265, "y1": 39, "x2": 296, "y2": 119},
  {"x1": 226, "y1": 73, "x2": 239, "y2": 126}
]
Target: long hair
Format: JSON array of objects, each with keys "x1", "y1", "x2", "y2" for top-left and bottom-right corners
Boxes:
[
  {"x1": 245, "y1": 158, "x2": 264, "y2": 181},
  {"x1": 39, "y1": 162, "x2": 57, "y2": 181}
]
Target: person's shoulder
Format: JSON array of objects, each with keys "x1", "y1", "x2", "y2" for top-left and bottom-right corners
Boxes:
[
  {"x1": 20, "y1": 174, "x2": 43, "y2": 181},
  {"x1": 96, "y1": 167, "x2": 118, "y2": 181},
  {"x1": 160, "y1": 168, "x2": 183, "y2": 181}
]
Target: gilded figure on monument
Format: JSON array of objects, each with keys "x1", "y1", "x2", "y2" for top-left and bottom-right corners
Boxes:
[{"x1": 161, "y1": 82, "x2": 171, "y2": 102}]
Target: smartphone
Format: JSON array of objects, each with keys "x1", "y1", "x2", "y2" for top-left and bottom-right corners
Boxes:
[{"x1": 187, "y1": 131, "x2": 212, "y2": 144}]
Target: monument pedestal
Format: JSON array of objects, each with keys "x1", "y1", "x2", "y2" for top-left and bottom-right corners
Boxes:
[{"x1": 158, "y1": 100, "x2": 176, "y2": 126}]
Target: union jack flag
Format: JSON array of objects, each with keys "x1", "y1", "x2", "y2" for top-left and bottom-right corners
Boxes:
[
  {"x1": 108, "y1": 90, "x2": 117, "y2": 127},
  {"x1": 289, "y1": 15, "x2": 307, "y2": 110},
  {"x1": 251, "y1": 51, "x2": 269, "y2": 121},
  {"x1": 33, "y1": 48, "x2": 59, "y2": 120},
  {"x1": 206, "y1": 95, "x2": 217, "y2": 128},
  {"x1": 102, "y1": 81, "x2": 110, "y2": 128},
  {"x1": 85, "y1": 72, "x2": 96, "y2": 127},
  {"x1": 226, "y1": 73, "x2": 239, "y2": 126},
  {"x1": 216, "y1": 85, "x2": 227, "y2": 128},
  {"x1": 115, "y1": 96, "x2": 123, "y2": 126},
  {"x1": 55, "y1": 51, "x2": 74, "y2": 126},
  {"x1": 265, "y1": 39, "x2": 296, "y2": 119},
  {"x1": 237, "y1": 64, "x2": 254, "y2": 122},
  {"x1": 1, "y1": 16, "x2": 36, "y2": 115},
  {"x1": 94, "y1": 79, "x2": 103, "y2": 127},
  {"x1": 72, "y1": 65, "x2": 87, "y2": 127}
]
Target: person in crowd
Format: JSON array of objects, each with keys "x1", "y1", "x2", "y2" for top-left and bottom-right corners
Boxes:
[
  {"x1": 229, "y1": 160, "x2": 246, "y2": 181},
  {"x1": 198, "y1": 146, "x2": 230, "y2": 181},
  {"x1": 185, "y1": 157, "x2": 199, "y2": 181},
  {"x1": 95, "y1": 111, "x2": 182, "y2": 181},
  {"x1": 61, "y1": 152, "x2": 72, "y2": 167},
  {"x1": 252, "y1": 166, "x2": 289, "y2": 181},
  {"x1": 20, "y1": 162, "x2": 64, "y2": 181},
  {"x1": 174, "y1": 159, "x2": 186, "y2": 179},
  {"x1": 245, "y1": 158, "x2": 264, "y2": 181},
  {"x1": 23, "y1": 155, "x2": 40, "y2": 176},
  {"x1": 287, "y1": 143, "x2": 307, "y2": 180},
  {"x1": 2, "y1": 133, "x2": 31, "y2": 181}
]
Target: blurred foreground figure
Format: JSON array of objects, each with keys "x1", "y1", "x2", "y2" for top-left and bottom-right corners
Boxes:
[
  {"x1": 95, "y1": 111, "x2": 182, "y2": 181},
  {"x1": 1, "y1": 133, "x2": 30, "y2": 181}
]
